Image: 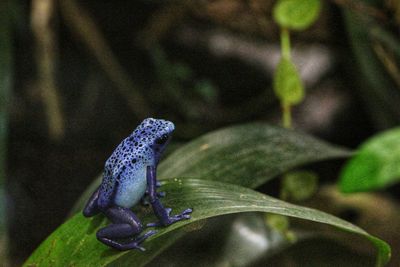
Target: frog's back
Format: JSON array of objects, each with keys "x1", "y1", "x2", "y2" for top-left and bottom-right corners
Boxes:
[
  {"x1": 97, "y1": 118, "x2": 173, "y2": 209},
  {"x1": 97, "y1": 132, "x2": 154, "y2": 209}
]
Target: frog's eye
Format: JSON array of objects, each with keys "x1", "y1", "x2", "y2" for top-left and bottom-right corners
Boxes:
[{"x1": 155, "y1": 134, "x2": 169, "y2": 145}]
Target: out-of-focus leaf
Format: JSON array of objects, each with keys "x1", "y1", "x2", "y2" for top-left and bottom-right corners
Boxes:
[
  {"x1": 344, "y1": 9, "x2": 400, "y2": 128},
  {"x1": 158, "y1": 123, "x2": 349, "y2": 187},
  {"x1": 273, "y1": 0, "x2": 321, "y2": 31},
  {"x1": 24, "y1": 179, "x2": 390, "y2": 267},
  {"x1": 370, "y1": 26, "x2": 400, "y2": 58},
  {"x1": 71, "y1": 123, "x2": 350, "y2": 215},
  {"x1": 265, "y1": 213, "x2": 297, "y2": 243},
  {"x1": 306, "y1": 185, "x2": 400, "y2": 265},
  {"x1": 273, "y1": 58, "x2": 305, "y2": 105},
  {"x1": 281, "y1": 171, "x2": 318, "y2": 201},
  {"x1": 194, "y1": 79, "x2": 218, "y2": 103},
  {"x1": 339, "y1": 127, "x2": 400, "y2": 192}
]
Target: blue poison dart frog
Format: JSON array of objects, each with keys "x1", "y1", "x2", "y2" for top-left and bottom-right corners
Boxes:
[{"x1": 83, "y1": 118, "x2": 192, "y2": 251}]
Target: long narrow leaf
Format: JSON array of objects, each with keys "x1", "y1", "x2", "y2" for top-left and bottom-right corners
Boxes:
[
  {"x1": 24, "y1": 178, "x2": 390, "y2": 267},
  {"x1": 158, "y1": 123, "x2": 350, "y2": 188}
]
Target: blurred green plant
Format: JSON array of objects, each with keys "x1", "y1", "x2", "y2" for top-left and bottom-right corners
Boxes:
[
  {"x1": 152, "y1": 47, "x2": 218, "y2": 120},
  {"x1": 273, "y1": 57, "x2": 304, "y2": 128},
  {"x1": 273, "y1": 0, "x2": 322, "y2": 31},
  {"x1": 24, "y1": 124, "x2": 390, "y2": 267},
  {"x1": 272, "y1": 0, "x2": 321, "y2": 128},
  {"x1": 271, "y1": 0, "x2": 322, "y2": 240},
  {"x1": 281, "y1": 170, "x2": 318, "y2": 201},
  {"x1": 343, "y1": 0, "x2": 400, "y2": 129},
  {"x1": 339, "y1": 127, "x2": 400, "y2": 193}
]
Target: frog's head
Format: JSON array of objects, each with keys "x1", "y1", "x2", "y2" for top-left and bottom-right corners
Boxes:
[{"x1": 135, "y1": 118, "x2": 175, "y2": 163}]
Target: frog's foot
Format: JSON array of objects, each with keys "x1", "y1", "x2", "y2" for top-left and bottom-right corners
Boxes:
[
  {"x1": 97, "y1": 228, "x2": 156, "y2": 251},
  {"x1": 125, "y1": 230, "x2": 157, "y2": 251},
  {"x1": 147, "y1": 208, "x2": 193, "y2": 227},
  {"x1": 97, "y1": 206, "x2": 156, "y2": 251}
]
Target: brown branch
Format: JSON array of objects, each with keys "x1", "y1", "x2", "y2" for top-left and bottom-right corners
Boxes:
[
  {"x1": 332, "y1": 0, "x2": 387, "y2": 21},
  {"x1": 139, "y1": 2, "x2": 190, "y2": 47},
  {"x1": 59, "y1": 0, "x2": 152, "y2": 118},
  {"x1": 31, "y1": 0, "x2": 65, "y2": 141},
  {"x1": 373, "y1": 41, "x2": 400, "y2": 89}
]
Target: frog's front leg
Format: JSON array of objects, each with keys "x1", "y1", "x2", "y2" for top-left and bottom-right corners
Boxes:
[
  {"x1": 140, "y1": 182, "x2": 165, "y2": 206},
  {"x1": 96, "y1": 206, "x2": 156, "y2": 251},
  {"x1": 146, "y1": 166, "x2": 192, "y2": 227}
]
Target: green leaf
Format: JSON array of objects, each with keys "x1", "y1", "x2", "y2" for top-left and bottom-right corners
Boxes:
[
  {"x1": 281, "y1": 171, "x2": 318, "y2": 201},
  {"x1": 273, "y1": 0, "x2": 322, "y2": 31},
  {"x1": 158, "y1": 123, "x2": 348, "y2": 187},
  {"x1": 273, "y1": 58, "x2": 305, "y2": 105},
  {"x1": 71, "y1": 123, "x2": 350, "y2": 215},
  {"x1": 344, "y1": 9, "x2": 400, "y2": 128},
  {"x1": 24, "y1": 178, "x2": 390, "y2": 267},
  {"x1": 339, "y1": 127, "x2": 400, "y2": 193}
]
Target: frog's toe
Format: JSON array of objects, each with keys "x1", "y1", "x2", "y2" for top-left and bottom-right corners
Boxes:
[
  {"x1": 174, "y1": 208, "x2": 192, "y2": 220},
  {"x1": 182, "y1": 208, "x2": 192, "y2": 215},
  {"x1": 139, "y1": 230, "x2": 157, "y2": 241},
  {"x1": 166, "y1": 208, "x2": 193, "y2": 224},
  {"x1": 147, "y1": 208, "x2": 192, "y2": 227},
  {"x1": 131, "y1": 244, "x2": 146, "y2": 252},
  {"x1": 146, "y1": 221, "x2": 160, "y2": 227}
]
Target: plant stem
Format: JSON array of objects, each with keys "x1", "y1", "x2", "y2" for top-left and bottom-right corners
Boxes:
[
  {"x1": 280, "y1": 27, "x2": 292, "y2": 128},
  {"x1": 282, "y1": 102, "x2": 292, "y2": 129},
  {"x1": 60, "y1": 0, "x2": 152, "y2": 118},
  {"x1": 281, "y1": 27, "x2": 291, "y2": 60},
  {"x1": 32, "y1": 0, "x2": 65, "y2": 141}
]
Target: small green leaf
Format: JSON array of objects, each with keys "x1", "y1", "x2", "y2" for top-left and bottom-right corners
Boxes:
[
  {"x1": 273, "y1": 0, "x2": 322, "y2": 31},
  {"x1": 24, "y1": 179, "x2": 390, "y2": 267},
  {"x1": 265, "y1": 214, "x2": 296, "y2": 242},
  {"x1": 281, "y1": 171, "x2": 318, "y2": 201},
  {"x1": 339, "y1": 127, "x2": 400, "y2": 192},
  {"x1": 266, "y1": 214, "x2": 290, "y2": 233},
  {"x1": 273, "y1": 58, "x2": 304, "y2": 105}
]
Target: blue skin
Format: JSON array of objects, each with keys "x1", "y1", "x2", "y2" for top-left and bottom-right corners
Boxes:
[{"x1": 83, "y1": 118, "x2": 192, "y2": 251}]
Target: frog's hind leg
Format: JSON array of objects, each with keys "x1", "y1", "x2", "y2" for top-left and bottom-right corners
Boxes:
[{"x1": 97, "y1": 206, "x2": 156, "y2": 251}]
